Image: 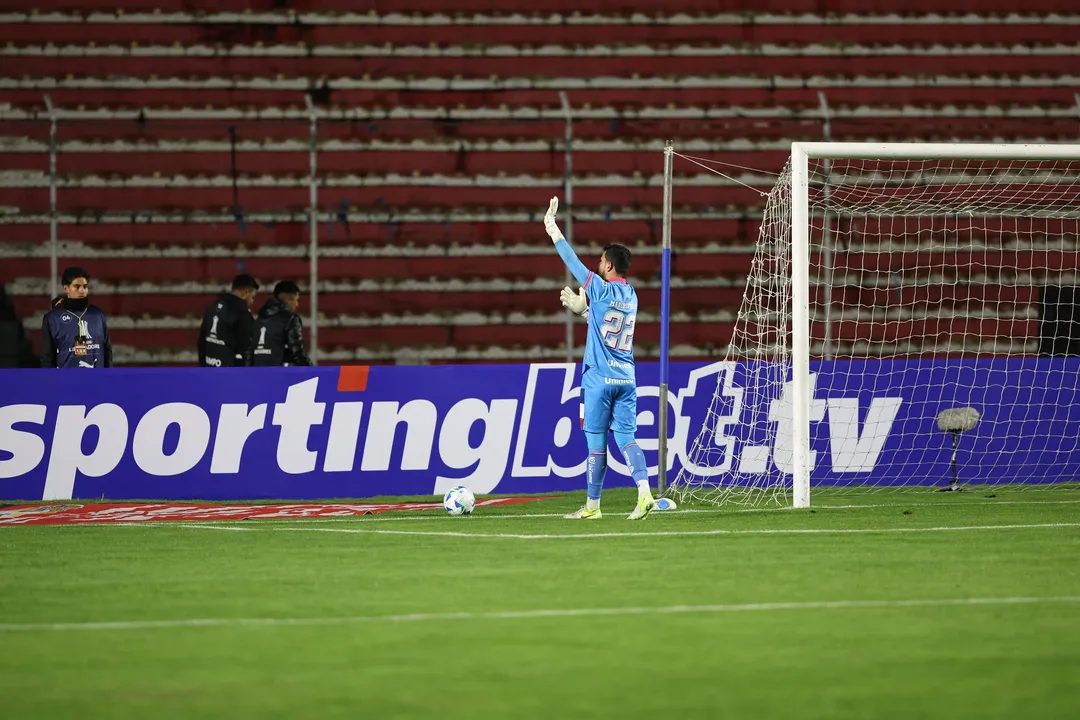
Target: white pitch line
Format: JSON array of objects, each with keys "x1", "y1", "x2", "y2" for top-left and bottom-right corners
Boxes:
[
  {"x1": 117, "y1": 507, "x2": 783, "y2": 526},
  {"x1": 2, "y1": 595, "x2": 1077, "y2": 633},
  {"x1": 282, "y1": 497, "x2": 1080, "y2": 524},
  {"x1": 158, "y1": 520, "x2": 1080, "y2": 539},
  {"x1": 15, "y1": 496, "x2": 1079, "y2": 531},
  {"x1": 292, "y1": 506, "x2": 800, "y2": 523},
  {"x1": 103, "y1": 497, "x2": 1080, "y2": 528}
]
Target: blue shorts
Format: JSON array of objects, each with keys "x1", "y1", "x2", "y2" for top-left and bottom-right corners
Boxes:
[{"x1": 581, "y1": 377, "x2": 638, "y2": 435}]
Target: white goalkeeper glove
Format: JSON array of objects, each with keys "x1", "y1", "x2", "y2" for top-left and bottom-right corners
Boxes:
[
  {"x1": 544, "y1": 196, "x2": 564, "y2": 243},
  {"x1": 560, "y1": 286, "x2": 587, "y2": 316}
]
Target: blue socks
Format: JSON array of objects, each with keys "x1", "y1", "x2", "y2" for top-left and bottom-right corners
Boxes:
[
  {"x1": 620, "y1": 442, "x2": 649, "y2": 486},
  {"x1": 618, "y1": 441, "x2": 651, "y2": 499},
  {"x1": 584, "y1": 430, "x2": 653, "y2": 506},
  {"x1": 585, "y1": 431, "x2": 607, "y2": 503},
  {"x1": 614, "y1": 430, "x2": 651, "y2": 498}
]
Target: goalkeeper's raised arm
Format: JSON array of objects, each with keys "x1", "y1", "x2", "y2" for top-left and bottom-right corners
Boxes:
[{"x1": 544, "y1": 197, "x2": 592, "y2": 287}]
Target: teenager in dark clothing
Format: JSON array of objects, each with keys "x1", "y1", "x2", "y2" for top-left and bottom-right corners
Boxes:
[
  {"x1": 41, "y1": 266, "x2": 113, "y2": 369},
  {"x1": 250, "y1": 281, "x2": 313, "y2": 366},
  {"x1": 197, "y1": 274, "x2": 259, "y2": 367}
]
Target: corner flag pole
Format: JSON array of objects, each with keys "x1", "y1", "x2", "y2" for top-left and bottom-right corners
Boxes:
[{"x1": 658, "y1": 143, "x2": 674, "y2": 495}]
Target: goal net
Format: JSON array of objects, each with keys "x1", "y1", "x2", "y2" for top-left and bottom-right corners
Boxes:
[{"x1": 668, "y1": 143, "x2": 1080, "y2": 507}]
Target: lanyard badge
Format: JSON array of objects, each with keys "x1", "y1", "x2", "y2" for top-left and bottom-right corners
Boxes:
[{"x1": 73, "y1": 318, "x2": 90, "y2": 356}]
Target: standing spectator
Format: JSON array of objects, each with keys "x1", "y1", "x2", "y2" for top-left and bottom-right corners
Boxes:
[
  {"x1": 197, "y1": 274, "x2": 258, "y2": 367},
  {"x1": 250, "y1": 281, "x2": 313, "y2": 366},
  {"x1": 41, "y1": 266, "x2": 113, "y2": 369}
]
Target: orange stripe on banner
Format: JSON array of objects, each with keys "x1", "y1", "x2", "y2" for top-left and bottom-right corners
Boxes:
[{"x1": 337, "y1": 366, "x2": 370, "y2": 392}]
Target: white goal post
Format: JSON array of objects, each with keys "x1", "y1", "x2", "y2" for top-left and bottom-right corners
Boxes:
[{"x1": 667, "y1": 142, "x2": 1080, "y2": 508}]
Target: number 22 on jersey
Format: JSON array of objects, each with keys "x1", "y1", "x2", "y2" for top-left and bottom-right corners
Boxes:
[{"x1": 599, "y1": 309, "x2": 636, "y2": 352}]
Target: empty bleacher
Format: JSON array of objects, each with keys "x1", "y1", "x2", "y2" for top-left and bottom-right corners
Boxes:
[{"x1": 1, "y1": 0, "x2": 1078, "y2": 364}]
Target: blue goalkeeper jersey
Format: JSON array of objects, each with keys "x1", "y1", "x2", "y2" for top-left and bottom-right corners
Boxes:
[{"x1": 555, "y1": 239, "x2": 637, "y2": 384}]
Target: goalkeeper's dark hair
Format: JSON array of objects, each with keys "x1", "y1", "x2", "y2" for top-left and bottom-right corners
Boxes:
[
  {"x1": 61, "y1": 266, "x2": 90, "y2": 286},
  {"x1": 274, "y1": 280, "x2": 301, "y2": 297},
  {"x1": 603, "y1": 244, "x2": 632, "y2": 277},
  {"x1": 231, "y1": 273, "x2": 260, "y2": 291}
]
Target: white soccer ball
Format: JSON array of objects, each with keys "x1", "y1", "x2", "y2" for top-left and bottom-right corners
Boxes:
[{"x1": 443, "y1": 486, "x2": 476, "y2": 516}]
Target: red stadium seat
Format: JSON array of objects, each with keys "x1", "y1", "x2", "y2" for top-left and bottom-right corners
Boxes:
[
  {"x1": 1, "y1": 252, "x2": 755, "y2": 285},
  {"x1": 0, "y1": 184, "x2": 771, "y2": 216},
  {"x1": 4, "y1": 20, "x2": 1075, "y2": 49},
  {"x1": 2, "y1": 147, "x2": 790, "y2": 179},
  {"x1": 6, "y1": 53, "x2": 1070, "y2": 82},
  {"x1": 3, "y1": 0, "x2": 1075, "y2": 14},
  {"x1": 10, "y1": 285, "x2": 744, "y2": 321}
]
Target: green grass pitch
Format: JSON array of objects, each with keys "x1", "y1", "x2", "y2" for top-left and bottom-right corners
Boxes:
[{"x1": 2, "y1": 487, "x2": 1079, "y2": 719}]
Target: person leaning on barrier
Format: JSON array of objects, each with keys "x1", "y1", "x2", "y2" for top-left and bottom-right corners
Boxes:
[
  {"x1": 197, "y1": 274, "x2": 258, "y2": 367},
  {"x1": 40, "y1": 266, "x2": 113, "y2": 369},
  {"x1": 249, "y1": 281, "x2": 313, "y2": 367}
]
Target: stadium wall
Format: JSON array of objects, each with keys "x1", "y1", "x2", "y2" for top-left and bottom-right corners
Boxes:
[{"x1": 1, "y1": 360, "x2": 1078, "y2": 501}]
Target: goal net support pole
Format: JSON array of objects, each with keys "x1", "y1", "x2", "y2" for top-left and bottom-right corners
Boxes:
[{"x1": 658, "y1": 143, "x2": 674, "y2": 496}]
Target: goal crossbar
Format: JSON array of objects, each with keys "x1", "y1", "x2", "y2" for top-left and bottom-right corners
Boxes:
[{"x1": 794, "y1": 142, "x2": 1080, "y2": 162}]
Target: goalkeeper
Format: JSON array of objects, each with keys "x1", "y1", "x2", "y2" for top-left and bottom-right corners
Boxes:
[{"x1": 543, "y1": 197, "x2": 655, "y2": 520}]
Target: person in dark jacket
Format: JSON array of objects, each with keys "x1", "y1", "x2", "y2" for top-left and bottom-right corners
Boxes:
[
  {"x1": 197, "y1": 274, "x2": 259, "y2": 367},
  {"x1": 41, "y1": 266, "x2": 113, "y2": 369},
  {"x1": 249, "y1": 281, "x2": 313, "y2": 366}
]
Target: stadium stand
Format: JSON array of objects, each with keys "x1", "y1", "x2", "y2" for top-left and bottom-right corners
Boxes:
[{"x1": 1, "y1": 0, "x2": 1077, "y2": 364}]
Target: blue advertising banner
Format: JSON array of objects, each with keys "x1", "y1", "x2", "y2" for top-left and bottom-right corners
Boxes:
[{"x1": 1, "y1": 359, "x2": 1078, "y2": 501}]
